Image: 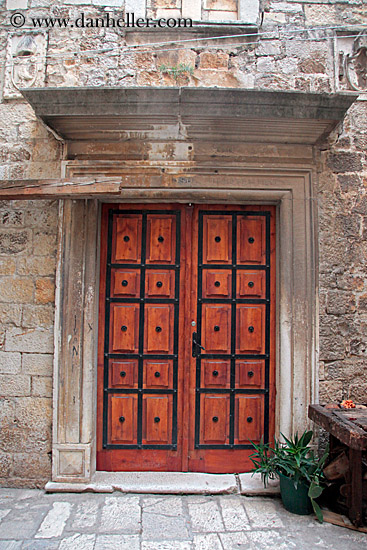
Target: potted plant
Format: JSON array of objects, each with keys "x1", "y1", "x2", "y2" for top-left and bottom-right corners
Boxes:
[{"x1": 250, "y1": 430, "x2": 328, "y2": 522}]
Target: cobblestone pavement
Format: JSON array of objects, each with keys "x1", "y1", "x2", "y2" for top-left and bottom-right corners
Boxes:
[{"x1": 0, "y1": 489, "x2": 366, "y2": 549}]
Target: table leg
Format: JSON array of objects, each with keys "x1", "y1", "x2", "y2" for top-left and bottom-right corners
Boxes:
[{"x1": 348, "y1": 448, "x2": 363, "y2": 527}]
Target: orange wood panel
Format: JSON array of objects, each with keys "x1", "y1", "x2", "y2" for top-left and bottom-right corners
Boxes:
[
  {"x1": 202, "y1": 270, "x2": 232, "y2": 299},
  {"x1": 237, "y1": 271, "x2": 265, "y2": 299},
  {"x1": 113, "y1": 215, "x2": 142, "y2": 263},
  {"x1": 202, "y1": 360, "x2": 230, "y2": 388},
  {"x1": 145, "y1": 270, "x2": 175, "y2": 298},
  {"x1": 144, "y1": 304, "x2": 173, "y2": 354},
  {"x1": 235, "y1": 395, "x2": 263, "y2": 444},
  {"x1": 202, "y1": 215, "x2": 232, "y2": 264},
  {"x1": 143, "y1": 395, "x2": 172, "y2": 444},
  {"x1": 109, "y1": 395, "x2": 137, "y2": 445},
  {"x1": 237, "y1": 216, "x2": 265, "y2": 265},
  {"x1": 236, "y1": 304, "x2": 265, "y2": 354},
  {"x1": 109, "y1": 360, "x2": 138, "y2": 389},
  {"x1": 200, "y1": 395, "x2": 230, "y2": 445},
  {"x1": 111, "y1": 269, "x2": 140, "y2": 298},
  {"x1": 146, "y1": 215, "x2": 175, "y2": 264},
  {"x1": 144, "y1": 360, "x2": 172, "y2": 389},
  {"x1": 202, "y1": 304, "x2": 231, "y2": 354},
  {"x1": 110, "y1": 304, "x2": 139, "y2": 353},
  {"x1": 236, "y1": 360, "x2": 264, "y2": 388}
]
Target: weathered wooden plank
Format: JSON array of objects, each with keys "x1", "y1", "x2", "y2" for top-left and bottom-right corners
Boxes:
[
  {"x1": 309, "y1": 405, "x2": 367, "y2": 450},
  {"x1": 0, "y1": 178, "x2": 122, "y2": 199},
  {"x1": 323, "y1": 510, "x2": 367, "y2": 533}
]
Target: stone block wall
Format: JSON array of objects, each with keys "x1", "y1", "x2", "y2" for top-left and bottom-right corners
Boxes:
[
  {"x1": 0, "y1": 199, "x2": 58, "y2": 487},
  {"x1": 0, "y1": 0, "x2": 366, "y2": 485}
]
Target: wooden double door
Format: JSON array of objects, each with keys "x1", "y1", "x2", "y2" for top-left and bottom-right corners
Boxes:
[{"x1": 97, "y1": 204, "x2": 275, "y2": 473}]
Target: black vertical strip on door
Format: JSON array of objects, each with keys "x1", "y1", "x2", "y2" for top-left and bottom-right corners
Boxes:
[
  {"x1": 102, "y1": 207, "x2": 114, "y2": 449},
  {"x1": 196, "y1": 211, "x2": 271, "y2": 450},
  {"x1": 229, "y1": 213, "x2": 237, "y2": 447},
  {"x1": 195, "y1": 211, "x2": 204, "y2": 448},
  {"x1": 137, "y1": 213, "x2": 147, "y2": 448},
  {"x1": 264, "y1": 211, "x2": 271, "y2": 444},
  {"x1": 103, "y1": 210, "x2": 180, "y2": 450},
  {"x1": 172, "y1": 210, "x2": 181, "y2": 448}
]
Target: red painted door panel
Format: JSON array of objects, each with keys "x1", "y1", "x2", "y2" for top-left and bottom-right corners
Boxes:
[
  {"x1": 109, "y1": 395, "x2": 137, "y2": 445},
  {"x1": 97, "y1": 204, "x2": 275, "y2": 473},
  {"x1": 111, "y1": 304, "x2": 139, "y2": 353},
  {"x1": 200, "y1": 395, "x2": 230, "y2": 445},
  {"x1": 113, "y1": 215, "x2": 142, "y2": 263}
]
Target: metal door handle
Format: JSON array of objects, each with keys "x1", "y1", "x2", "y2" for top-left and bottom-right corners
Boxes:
[{"x1": 192, "y1": 332, "x2": 205, "y2": 357}]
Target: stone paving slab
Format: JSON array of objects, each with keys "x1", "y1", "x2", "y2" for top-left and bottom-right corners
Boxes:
[
  {"x1": 0, "y1": 488, "x2": 366, "y2": 549},
  {"x1": 46, "y1": 472, "x2": 240, "y2": 495}
]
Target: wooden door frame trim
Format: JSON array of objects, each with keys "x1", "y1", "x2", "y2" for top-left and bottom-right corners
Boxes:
[{"x1": 49, "y1": 170, "x2": 317, "y2": 484}]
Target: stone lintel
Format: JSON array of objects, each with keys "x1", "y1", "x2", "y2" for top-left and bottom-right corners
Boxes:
[{"x1": 20, "y1": 87, "x2": 357, "y2": 145}]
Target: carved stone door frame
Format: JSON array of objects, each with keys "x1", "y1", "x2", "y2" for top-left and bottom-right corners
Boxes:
[{"x1": 50, "y1": 170, "x2": 317, "y2": 485}]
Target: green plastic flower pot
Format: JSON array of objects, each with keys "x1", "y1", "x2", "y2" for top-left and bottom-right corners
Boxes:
[{"x1": 278, "y1": 473, "x2": 313, "y2": 515}]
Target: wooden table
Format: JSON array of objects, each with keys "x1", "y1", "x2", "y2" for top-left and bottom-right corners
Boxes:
[{"x1": 309, "y1": 404, "x2": 367, "y2": 526}]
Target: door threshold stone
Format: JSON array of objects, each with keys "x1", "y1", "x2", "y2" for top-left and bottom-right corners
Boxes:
[{"x1": 45, "y1": 471, "x2": 280, "y2": 495}]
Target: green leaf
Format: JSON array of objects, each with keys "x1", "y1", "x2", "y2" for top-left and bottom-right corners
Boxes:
[
  {"x1": 311, "y1": 499, "x2": 323, "y2": 523},
  {"x1": 308, "y1": 484, "x2": 323, "y2": 499},
  {"x1": 300, "y1": 430, "x2": 313, "y2": 447}
]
